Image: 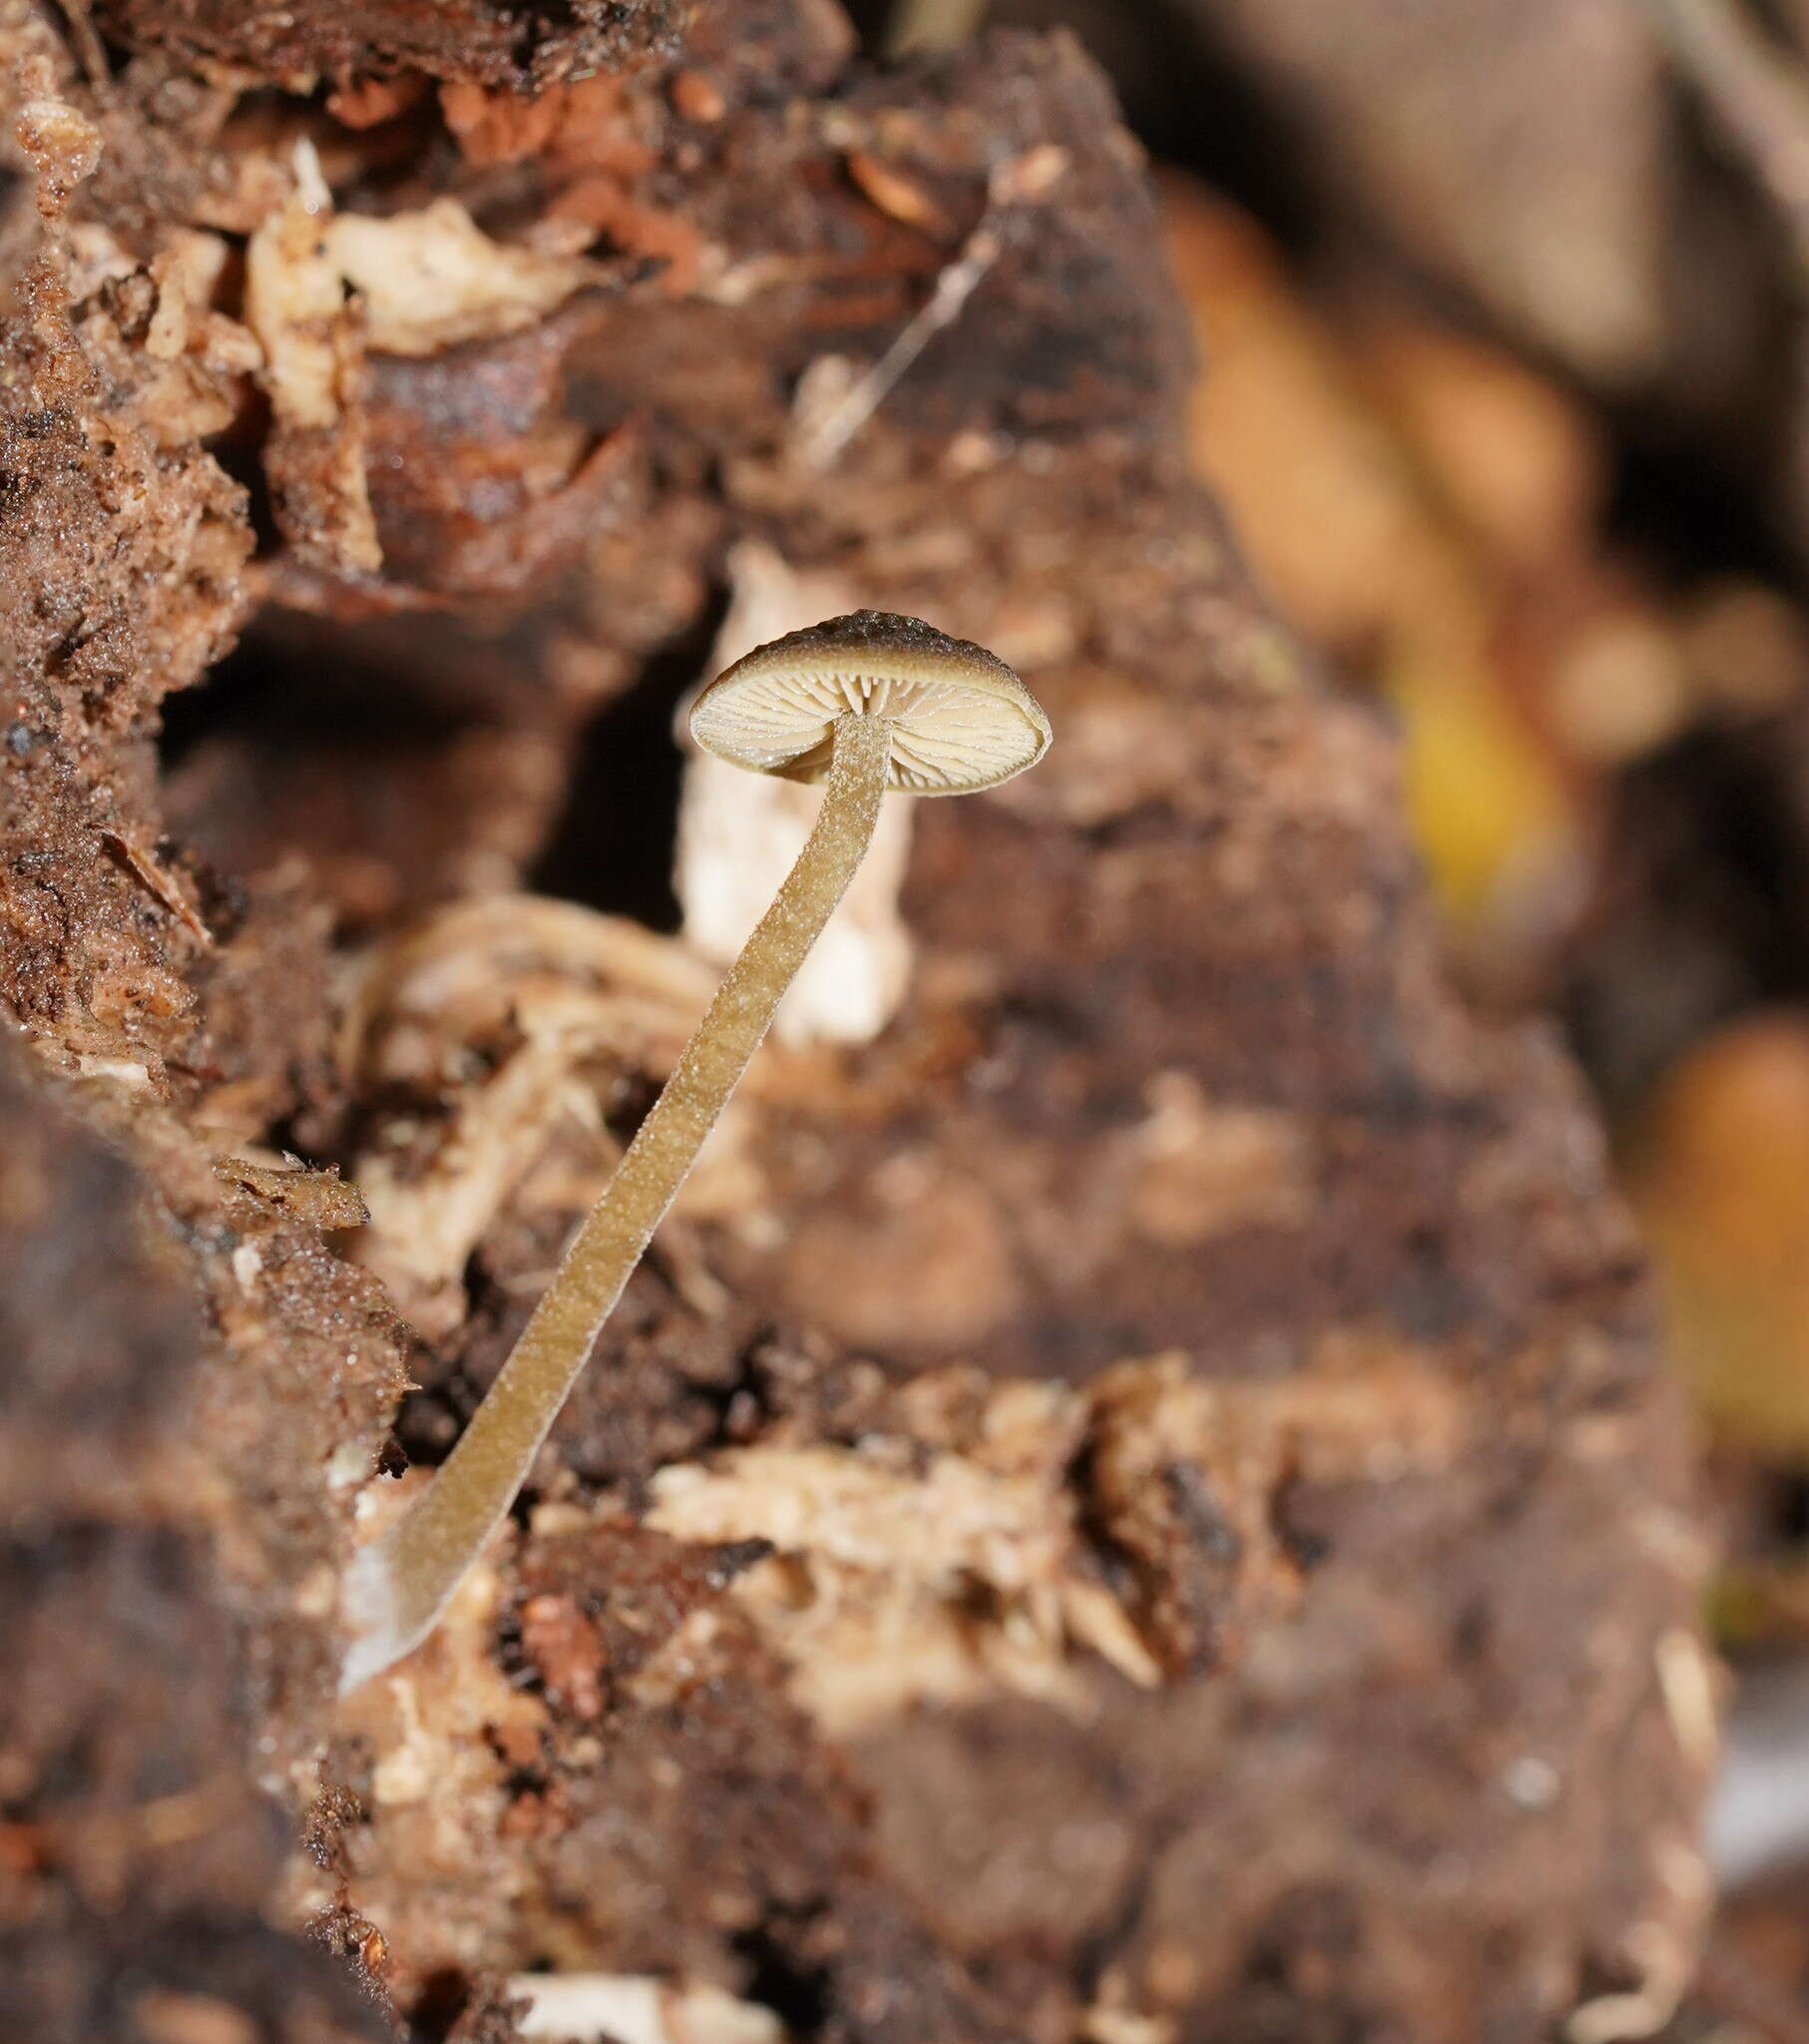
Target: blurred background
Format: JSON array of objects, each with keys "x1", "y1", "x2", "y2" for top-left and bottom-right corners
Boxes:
[{"x1": 860, "y1": 0, "x2": 1809, "y2": 2031}]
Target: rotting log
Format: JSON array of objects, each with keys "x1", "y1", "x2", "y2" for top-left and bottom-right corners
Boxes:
[{"x1": 1, "y1": 3, "x2": 1708, "y2": 2038}]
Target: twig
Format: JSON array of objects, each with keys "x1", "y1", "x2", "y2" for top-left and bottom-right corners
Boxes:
[
  {"x1": 792, "y1": 146, "x2": 1067, "y2": 470},
  {"x1": 792, "y1": 222, "x2": 1003, "y2": 469},
  {"x1": 51, "y1": 0, "x2": 110, "y2": 88},
  {"x1": 97, "y1": 829, "x2": 214, "y2": 947},
  {"x1": 1654, "y1": 0, "x2": 1809, "y2": 272}
]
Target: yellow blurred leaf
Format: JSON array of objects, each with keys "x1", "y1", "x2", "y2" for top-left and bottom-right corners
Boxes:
[
  {"x1": 1630, "y1": 1014, "x2": 1809, "y2": 1460},
  {"x1": 1387, "y1": 627, "x2": 1578, "y2": 931},
  {"x1": 1354, "y1": 308, "x2": 1605, "y2": 573},
  {"x1": 1160, "y1": 171, "x2": 1422, "y2": 659},
  {"x1": 1159, "y1": 171, "x2": 1584, "y2": 938}
]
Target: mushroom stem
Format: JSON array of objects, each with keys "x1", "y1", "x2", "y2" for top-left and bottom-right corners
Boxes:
[{"x1": 340, "y1": 713, "x2": 895, "y2": 1692}]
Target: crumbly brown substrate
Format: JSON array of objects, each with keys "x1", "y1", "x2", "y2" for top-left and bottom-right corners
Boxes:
[{"x1": 0, "y1": 3, "x2": 1707, "y2": 2039}]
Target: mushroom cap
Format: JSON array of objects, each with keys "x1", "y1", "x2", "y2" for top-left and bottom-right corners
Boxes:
[{"x1": 689, "y1": 610, "x2": 1052, "y2": 795}]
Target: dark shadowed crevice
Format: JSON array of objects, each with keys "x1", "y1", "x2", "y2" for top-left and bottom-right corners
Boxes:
[
  {"x1": 730, "y1": 1923, "x2": 833, "y2": 2040},
  {"x1": 530, "y1": 599, "x2": 726, "y2": 932}
]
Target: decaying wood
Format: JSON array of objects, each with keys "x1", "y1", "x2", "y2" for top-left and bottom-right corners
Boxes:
[{"x1": 1, "y1": 2, "x2": 1706, "y2": 2040}]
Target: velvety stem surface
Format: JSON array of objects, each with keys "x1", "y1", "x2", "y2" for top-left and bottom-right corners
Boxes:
[{"x1": 340, "y1": 713, "x2": 894, "y2": 1692}]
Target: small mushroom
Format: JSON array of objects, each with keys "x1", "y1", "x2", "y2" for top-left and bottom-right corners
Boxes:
[
  {"x1": 339, "y1": 612, "x2": 1051, "y2": 1692},
  {"x1": 674, "y1": 543, "x2": 917, "y2": 1048}
]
